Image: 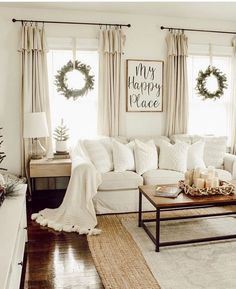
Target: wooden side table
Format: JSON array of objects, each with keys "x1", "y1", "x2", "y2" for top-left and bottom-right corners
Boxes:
[{"x1": 29, "y1": 158, "x2": 72, "y2": 193}]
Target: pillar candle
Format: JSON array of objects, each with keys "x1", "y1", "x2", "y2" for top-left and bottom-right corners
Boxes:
[
  {"x1": 185, "y1": 171, "x2": 190, "y2": 180},
  {"x1": 184, "y1": 179, "x2": 191, "y2": 186},
  {"x1": 212, "y1": 177, "x2": 219, "y2": 187},
  {"x1": 196, "y1": 178, "x2": 205, "y2": 189},
  {"x1": 200, "y1": 173, "x2": 208, "y2": 180},
  {"x1": 205, "y1": 178, "x2": 213, "y2": 189},
  {"x1": 207, "y1": 166, "x2": 215, "y2": 178},
  {"x1": 185, "y1": 171, "x2": 193, "y2": 186},
  {"x1": 193, "y1": 168, "x2": 201, "y2": 179}
]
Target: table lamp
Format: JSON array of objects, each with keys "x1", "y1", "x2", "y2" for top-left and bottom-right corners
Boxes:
[{"x1": 24, "y1": 112, "x2": 49, "y2": 159}]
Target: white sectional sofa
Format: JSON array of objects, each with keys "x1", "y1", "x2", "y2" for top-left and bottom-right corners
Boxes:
[{"x1": 77, "y1": 134, "x2": 236, "y2": 214}]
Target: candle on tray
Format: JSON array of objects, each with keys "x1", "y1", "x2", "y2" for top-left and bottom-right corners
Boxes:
[
  {"x1": 212, "y1": 177, "x2": 219, "y2": 187},
  {"x1": 193, "y1": 168, "x2": 201, "y2": 179},
  {"x1": 184, "y1": 171, "x2": 193, "y2": 186},
  {"x1": 184, "y1": 179, "x2": 191, "y2": 185},
  {"x1": 207, "y1": 166, "x2": 215, "y2": 178},
  {"x1": 200, "y1": 173, "x2": 208, "y2": 181},
  {"x1": 205, "y1": 178, "x2": 213, "y2": 189},
  {"x1": 196, "y1": 178, "x2": 205, "y2": 189}
]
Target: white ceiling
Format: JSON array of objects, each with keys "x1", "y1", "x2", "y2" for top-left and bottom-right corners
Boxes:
[{"x1": 2, "y1": 2, "x2": 236, "y2": 22}]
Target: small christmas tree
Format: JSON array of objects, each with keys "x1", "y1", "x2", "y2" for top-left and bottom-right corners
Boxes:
[
  {"x1": 0, "y1": 128, "x2": 6, "y2": 170},
  {"x1": 53, "y1": 119, "x2": 69, "y2": 141}
]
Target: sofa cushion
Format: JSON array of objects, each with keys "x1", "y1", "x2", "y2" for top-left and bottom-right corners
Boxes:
[
  {"x1": 129, "y1": 136, "x2": 170, "y2": 147},
  {"x1": 215, "y1": 169, "x2": 232, "y2": 182},
  {"x1": 159, "y1": 141, "x2": 189, "y2": 173},
  {"x1": 134, "y1": 139, "x2": 158, "y2": 175},
  {"x1": 84, "y1": 138, "x2": 113, "y2": 173},
  {"x1": 170, "y1": 134, "x2": 193, "y2": 144},
  {"x1": 98, "y1": 171, "x2": 143, "y2": 191},
  {"x1": 187, "y1": 140, "x2": 206, "y2": 170},
  {"x1": 202, "y1": 136, "x2": 227, "y2": 169},
  {"x1": 170, "y1": 134, "x2": 227, "y2": 169},
  {"x1": 143, "y1": 169, "x2": 184, "y2": 185},
  {"x1": 112, "y1": 139, "x2": 135, "y2": 172}
]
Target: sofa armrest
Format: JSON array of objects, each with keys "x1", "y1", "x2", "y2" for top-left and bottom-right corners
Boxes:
[{"x1": 223, "y1": 153, "x2": 236, "y2": 179}]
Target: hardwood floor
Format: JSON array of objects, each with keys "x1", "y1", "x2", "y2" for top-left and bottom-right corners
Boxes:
[{"x1": 20, "y1": 190, "x2": 104, "y2": 289}]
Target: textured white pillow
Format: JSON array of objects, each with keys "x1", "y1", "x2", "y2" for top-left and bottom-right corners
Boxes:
[
  {"x1": 159, "y1": 141, "x2": 189, "y2": 173},
  {"x1": 84, "y1": 139, "x2": 113, "y2": 173},
  {"x1": 203, "y1": 136, "x2": 227, "y2": 168},
  {"x1": 187, "y1": 140, "x2": 206, "y2": 170},
  {"x1": 134, "y1": 139, "x2": 158, "y2": 175},
  {"x1": 112, "y1": 140, "x2": 135, "y2": 172}
]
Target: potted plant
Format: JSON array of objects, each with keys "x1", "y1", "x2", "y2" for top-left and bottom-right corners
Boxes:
[{"x1": 53, "y1": 119, "x2": 69, "y2": 153}]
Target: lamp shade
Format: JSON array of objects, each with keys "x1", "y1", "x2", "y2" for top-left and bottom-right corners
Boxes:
[{"x1": 24, "y1": 112, "x2": 49, "y2": 138}]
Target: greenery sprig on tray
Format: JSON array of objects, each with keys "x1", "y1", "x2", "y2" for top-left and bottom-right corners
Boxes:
[
  {"x1": 55, "y1": 60, "x2": 95, "y2": 100},
  {"x1": 195, "y1": 65, "x2": 228, "y2": 100}
]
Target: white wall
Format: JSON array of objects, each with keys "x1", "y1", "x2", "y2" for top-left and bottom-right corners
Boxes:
[{"x1": 0, "y1": 6, "x2": 236, "y2": 173}]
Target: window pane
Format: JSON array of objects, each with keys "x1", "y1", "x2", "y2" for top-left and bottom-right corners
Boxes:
[
  {"x1": 187, "y1": 55, "x2": 231, "y2": 143},
  {"x1": 47, "y1": 50, "x2": 98, "y2": 147}
]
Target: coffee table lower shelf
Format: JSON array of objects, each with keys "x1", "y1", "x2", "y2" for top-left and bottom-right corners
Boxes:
[{"x1": 138, "y1": 186, "x2": 236, "y2": 252}]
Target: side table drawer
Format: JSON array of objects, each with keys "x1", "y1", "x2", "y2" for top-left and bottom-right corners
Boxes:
[{"x1": 30, "y1": 163, "x2": 71, "y2": 177}]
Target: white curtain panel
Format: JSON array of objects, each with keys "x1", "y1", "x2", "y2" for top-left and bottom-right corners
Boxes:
[
  {"x1": 19, "y1": 23, "x2": 53, "y2": 177},
  {"x1": 98, "y1": 28, "x2": 126, "y2": 137},
  {"x1": 231, "y1": 38, "x2": 236, "y2": 154},
  {"x1": 165, "y1": 31, "x2": 189, "y2": 137}
]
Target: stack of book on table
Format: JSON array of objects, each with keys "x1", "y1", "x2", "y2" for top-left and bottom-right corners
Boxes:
[
  {"x1": 154, "y1": 185, "x2": 182, "y2": 198},
  {"x1": 53, "y1": 152, "x2": 70, "y2": 159}
]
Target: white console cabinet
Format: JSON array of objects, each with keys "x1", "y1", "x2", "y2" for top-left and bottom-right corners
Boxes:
[{"x1": 0, "y1": 184, "x2": 27, "y2": 289}]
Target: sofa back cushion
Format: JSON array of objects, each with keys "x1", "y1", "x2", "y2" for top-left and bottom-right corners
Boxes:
[
  {"x1": 170, "y1": 134, "x2": 192, "y2": 144},
  {"x1": 129, "y1": 135, "x2": 170, "y2": 147},
  {"x1": 201, "y1": 136, "x2": 227, "y2": 168},
  {"x1": 187, "y1": 140, "x2": 206, "y2": 170},
  {"x1": 84, "y1": 138, "x2": 113, "y2": 173},
  {"x1": 171, "y1": 134, "x2": 227, "y2": 168},
  {"x1": 112, "y1": 139, "x2": 135, "y2": 172},
  {"x1": 134, "y1": 139, "x2": 158, "y2": 175},
  {"x1": 159, "y1": 141, "x2": 189, "y2": 173}
]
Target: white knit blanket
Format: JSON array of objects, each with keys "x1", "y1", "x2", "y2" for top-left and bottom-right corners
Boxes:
[{"x1": 31, "y1": 141, "x2": 102, "y2": 235}]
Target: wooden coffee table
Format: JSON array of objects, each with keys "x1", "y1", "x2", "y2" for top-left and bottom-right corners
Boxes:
[{"x1": 138, "y1": 184, "x2": 236, "y2": 252}]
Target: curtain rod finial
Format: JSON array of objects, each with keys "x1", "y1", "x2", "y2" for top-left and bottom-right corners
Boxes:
[
  {"x1": 12, "y1": 18, "x2": 16, "y2": 22},
  {"x1": 128, "y1": 24, "x2": 131, "y2": 28},
  {"x1": 160, "y1": 26, "x2": 164, "y2": 30}
]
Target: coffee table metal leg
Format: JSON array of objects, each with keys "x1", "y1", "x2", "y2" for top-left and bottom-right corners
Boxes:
[
  {"x1": 138, "y1": 189, "x2": 142, "y2": 227},
  {"x1": 156, "y1": 208, "x2": 160, "y2": 252}
]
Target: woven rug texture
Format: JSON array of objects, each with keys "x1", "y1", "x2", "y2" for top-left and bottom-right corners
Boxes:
[
  {"x1": 87, "y1": 214, "x2": 160, "y2": 289},
  {"x1": 87, "y1": 207, "x2": 236, "y2": 289}
]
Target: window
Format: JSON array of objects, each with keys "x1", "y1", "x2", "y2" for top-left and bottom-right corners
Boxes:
[
  {"x1": 187, "y1": 46, "x2": 232, "y2": 143},
  {"x1": 47, "y1": 47, "x2": 98, "y2": 146}
]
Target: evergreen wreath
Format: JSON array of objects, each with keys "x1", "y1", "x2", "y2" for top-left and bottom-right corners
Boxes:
[
  {"x1": 196, "y1": 65, "x2": 228, "y2": 100},
  {"x1": 55, "y1": 60, "x2": 95, "y2": 100},
  {"x1": 196, "y1": 65, "x2": 227, "y2": 100}
]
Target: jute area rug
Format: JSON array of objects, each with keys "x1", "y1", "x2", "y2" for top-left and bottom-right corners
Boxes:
[{"x1": 87, "y1": 207, "x2": 236, "y2": 289}]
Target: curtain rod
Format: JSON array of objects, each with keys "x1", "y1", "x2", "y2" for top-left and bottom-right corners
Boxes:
[
  {"x1": 12, "y1": 18, "x2": 131, "y2": 28},
  {"x1": 160, "y1": 25, "x2": 236, "y2": 35}
]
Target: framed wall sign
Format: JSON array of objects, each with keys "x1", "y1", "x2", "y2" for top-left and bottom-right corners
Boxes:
[{"x1": 126, "y1": 59, "x2": 163, "y2": 112}]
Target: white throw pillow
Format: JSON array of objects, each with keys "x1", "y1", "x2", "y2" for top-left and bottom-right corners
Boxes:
[
  {"x1": 84, "y1": 139, "x2": 113, "y2": 173},
  {"x1": 203, "y1": 136, "x2": 227, "y2": 168},
  {"x1": 159, "y1": 141, "x2": 189, "y2": 173},
  {"x1": 187, "y1": 140, "x2": 206, "y2": 170},
  {"x1": 112, "y1": 140, "x2": 135, "y2": 172},
  {"x1": 134, "y1": 139, "x2": 158, "y2": 175}
]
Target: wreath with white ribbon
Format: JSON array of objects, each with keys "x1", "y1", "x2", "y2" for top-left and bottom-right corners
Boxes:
[
  {"x1": 55, "y1": 60, "x2": 95, "y2": 100},
  {"x1": 195, "y1": 65, "x2": 227, "y2": 100}
]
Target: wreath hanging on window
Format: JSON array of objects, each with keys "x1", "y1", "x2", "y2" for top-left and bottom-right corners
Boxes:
[
  {"x1": 195, "y1": 65, "x2": 228, "y2": 100},
  {"x1": 55, "y1": 60, "x2": 95, "y2": 100}
]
